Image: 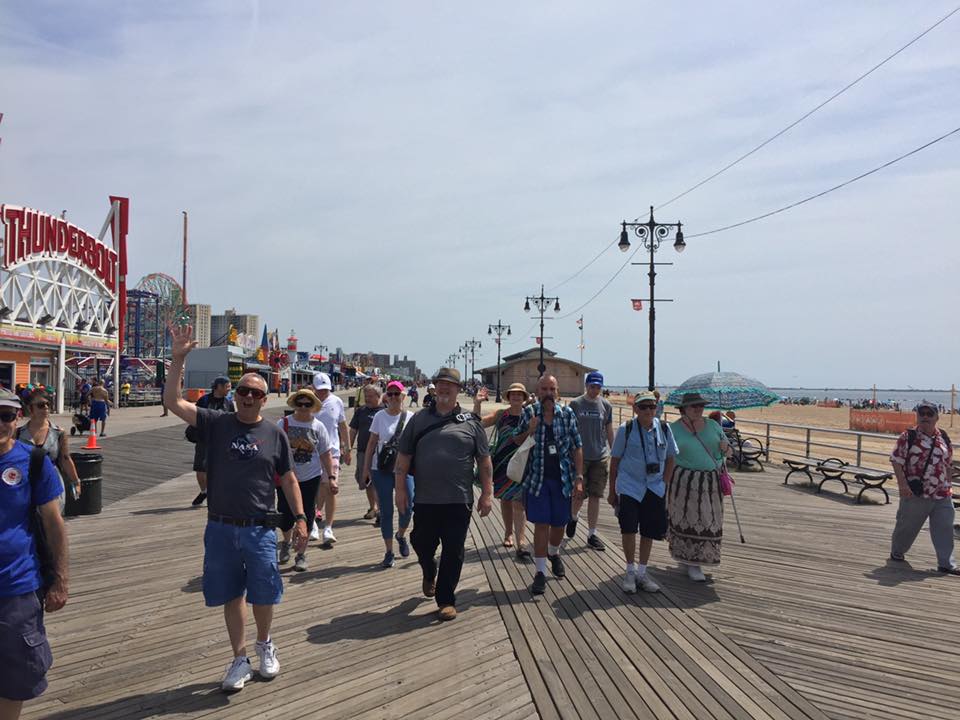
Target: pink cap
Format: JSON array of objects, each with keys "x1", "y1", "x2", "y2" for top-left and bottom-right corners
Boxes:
[{"x1": 386, "y1": 380, "x2": 405, "y2": 393}]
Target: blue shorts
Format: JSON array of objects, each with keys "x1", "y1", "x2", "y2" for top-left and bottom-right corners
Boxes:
[
  {"x1": 0, "y1": 592, "x2": 53, "y2": 701},
  {"x1": 202, "y1": 521, "x2": 283, "y2": 607},
  {"x1": 525, "y1": 474, "x2": 570, "y2": 528},
  {"x1": 89, "y1": 400, "x2": 108, "y2": 421}
]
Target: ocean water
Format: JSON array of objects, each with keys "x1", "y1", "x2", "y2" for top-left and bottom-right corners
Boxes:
[{"x1": 617, "y1": 386, "x2": 957, "y2": 408}]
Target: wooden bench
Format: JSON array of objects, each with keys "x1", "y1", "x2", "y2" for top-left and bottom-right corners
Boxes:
[
  {"x1": 782, "y1": 457, "x2": 893, "y2": 504},
  {"x1": 725, "y1": 429, "x2": 765, "y2": 470}
]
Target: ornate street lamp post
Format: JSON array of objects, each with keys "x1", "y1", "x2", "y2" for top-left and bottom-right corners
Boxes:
[
  {"x1": 619, "y1": 206, "x2": 685, "y2": 391},
  {"x1": 464, "y1": 338, "x2": 482, "y2": 384},
  {"x1": 523, "y1": 285, "x2": 560, "y2": 376},
  {"x1": 487, "y1": 320, "x2": 511, "y2": 402}
]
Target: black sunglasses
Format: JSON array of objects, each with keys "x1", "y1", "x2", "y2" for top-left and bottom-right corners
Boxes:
[
  {"x1": 385, "y1": 391, "x2": 402, "y2": 397},
  {"x1": 636, "y1": 404, "x2": 657, "y2": 410},
  {"x1": 295, "y1": 401, "x2": 314, "y2": 408},
  {"x1": 917, "y1": 409, "x2": 936, "y2": 417},
  {"x1": 235, "y1": 386, "x2": 266, "y2": 399},
  {"x1": 0, "y1": 411, "x2": 19, "y2": 423},
  {"x1": 688, "y1": 403, "x2": 706, "y2": 409},
  {"x1": 32, "y1": 402, "x2": 50, "y2": 410}
]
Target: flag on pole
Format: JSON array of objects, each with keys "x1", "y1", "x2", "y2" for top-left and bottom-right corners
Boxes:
[
  {"x1": 576, "y1": 316, "x2": 583, "y2": 330},
  {"x1": 631, "y1": 299, "x2": 643, "y2": 311},
  {"x1": 535, "y1": 337, "x2": 541, "y2": 345},
  {"x1": 495, "y1": 338, "x2": 500, "y2": 346},
  {"x1": 257, "y1": 325, "x2": 269, "y2": 362}
]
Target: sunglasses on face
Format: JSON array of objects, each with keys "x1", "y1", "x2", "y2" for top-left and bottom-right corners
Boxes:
[
  {"x1": 0, "y1": 411, "x2": 19, "y2": 423},
  {"x1": 295, "y1": 401, "x2": 314, "y2": 408},
  {"x1": 235, "y1": 386, "x2": 266, "y2": 399},
  {"x1": 33, "y1": 402, "x2": 50, "y2": 410},
  {"x1": 385, "y1": 391, "x2": 402, "y2": 397},
  {"x1": 917, "y1": 409, "x2": 936, "y2": 418},
  {"x1": 636, "y1": 404, "x2": 657, "y2": 411}
]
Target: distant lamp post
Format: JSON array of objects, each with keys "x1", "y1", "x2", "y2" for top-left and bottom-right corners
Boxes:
[
  {"x1": 488, "y1": 320, "x2": 511, "y2": 402},
  {"x1": 464, "y1": 337, "x2": 482, "y2": 384},
  {"x1": 619, "y1": 206, "x2": 685, "y2": 391},
  {"x1": 523, "y1": 285, "x2": 560, "y2": 375}
]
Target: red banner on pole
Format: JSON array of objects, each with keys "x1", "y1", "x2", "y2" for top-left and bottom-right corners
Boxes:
[
  {"x1": 631, "y1": 299, "x2": 643, "y2": 311},
  {"x1": 535, "y1": 337, "x2": 541, "y2": 345}
]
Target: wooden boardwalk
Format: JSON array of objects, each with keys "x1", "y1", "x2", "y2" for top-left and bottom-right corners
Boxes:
[{"x1": 22, "y1": 406, "x2": 960, "y2": 719}]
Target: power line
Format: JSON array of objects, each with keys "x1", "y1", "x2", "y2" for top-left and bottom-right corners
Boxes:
[
  {"x1": 688, "y1": 125, "x2": 960, "y2": 238},
  {"x1": 558, "y1": 125, "x2": 960, "y2": 316},
  {"x1": 548, "y1": 235, "x2": 619, "y2": 291},
  {"x1": 653, "y1": 4, "x2": 960, "y2": 213}
]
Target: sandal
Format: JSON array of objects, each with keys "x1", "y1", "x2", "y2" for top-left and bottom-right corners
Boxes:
[
  {"x1": 363, "y1": 508, "x2": 377, "y2": 520},
  {"x1": 503, "y1": 536, "x2": 514, "y2": 548}
]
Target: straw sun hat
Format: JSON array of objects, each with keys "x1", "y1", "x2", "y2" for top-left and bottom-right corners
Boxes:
[
  {"x1": 286, "y1": 388, "x2": 322, "y2": 412},
  {"x1": 504, "y1": 382, "x2": 529, "y2": 401}
]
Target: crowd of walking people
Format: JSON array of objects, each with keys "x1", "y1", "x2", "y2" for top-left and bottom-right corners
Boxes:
[{"x1": 1, "y1": 321, "x2": 956, "y2": 717}]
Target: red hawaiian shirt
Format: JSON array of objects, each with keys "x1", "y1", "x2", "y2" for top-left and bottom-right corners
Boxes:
[{"x1": 890, "y1": 428, "x2": 953, "y2": 498}]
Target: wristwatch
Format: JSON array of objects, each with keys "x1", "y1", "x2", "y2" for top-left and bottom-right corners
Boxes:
[{"x1": 294, "y1": 513, "x2": 308, "y2": 523}]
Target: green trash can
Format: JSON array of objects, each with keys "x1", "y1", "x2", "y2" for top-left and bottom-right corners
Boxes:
[
  {"x1": 348, "y1": 396, "x2": 356, "y2": 408},
  {"x1": 64, "y1": 452, "x2": 103, "y2": 516}
]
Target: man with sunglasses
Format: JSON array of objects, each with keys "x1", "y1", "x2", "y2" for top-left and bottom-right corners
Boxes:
[
  {"x1": 889, "y1": 400, "x2": 957, "y2": 574},
  {"x1": 0, "y1": 388, "x2": 68, "y2": 718},
  {"x1": 164, "y1": 324, "x2": 309, "y2": 692},
  {"x1": 608, "y1": 391, "x2": 678, "y2": 593}
]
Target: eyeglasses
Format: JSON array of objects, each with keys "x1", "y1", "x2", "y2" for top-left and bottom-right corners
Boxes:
[
  {"x1": 688, "y1": 404, "x2": 706, "y2": 410},
  {"x1": 385, "y1": 391, "x2": 402, "y2": 397},
  {"x1": 32, "y1": 402, "x2": 50, "y2": 410},
  {"x1": 235, "y1": 386, "x2": 266, "y2": 399},
  {"x1": 917, "y1": 409, "x2": 936, "y2": 418},
  {"x1": 0, "y1": 411, "x2": 19, "y2": 423},
  {"x1": 636, "y1": 404, "x2": 657, "y2": 411},
  {"x1": 295, "y1": 401, "x2": 314, "y2": 408}
]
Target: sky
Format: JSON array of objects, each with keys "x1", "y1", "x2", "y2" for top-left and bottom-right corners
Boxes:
[{"x1": 1, "y1": 1, "x2": 958, "y2": 389}]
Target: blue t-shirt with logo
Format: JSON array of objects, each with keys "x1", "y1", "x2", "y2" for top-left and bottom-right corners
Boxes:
[
  {"x1": 196, "y1": 408, "x2": 294, "y2": 519},
  {"x1": 0, "y1": 441, "x2": 64, "y2": 597}
]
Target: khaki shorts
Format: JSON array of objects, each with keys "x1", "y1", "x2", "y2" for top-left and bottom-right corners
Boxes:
[{"x1": 583, "y1": 459, "x2": 609, "y2": 497}]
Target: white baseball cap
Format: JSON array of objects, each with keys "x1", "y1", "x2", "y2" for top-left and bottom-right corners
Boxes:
[{"x1": 312, "y1": 372, "x2": 332, "y2": 391}]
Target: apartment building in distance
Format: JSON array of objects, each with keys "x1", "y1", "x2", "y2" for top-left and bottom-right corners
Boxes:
[
  {"x1": 210, "y1": 308, "x2": 260, "y2": 345},
  {"x1": 184, "y1": 303, "x2": 212, "y2": 348}
]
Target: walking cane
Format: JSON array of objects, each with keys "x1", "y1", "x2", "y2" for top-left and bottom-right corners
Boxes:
[{"x1": 728, "y1": 490, "x2": 746, "y2": 543}]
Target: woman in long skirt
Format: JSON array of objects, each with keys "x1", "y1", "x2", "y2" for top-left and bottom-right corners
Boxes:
[{"x1": 668, "y1": 392, "x2": 729, "y2": 582}]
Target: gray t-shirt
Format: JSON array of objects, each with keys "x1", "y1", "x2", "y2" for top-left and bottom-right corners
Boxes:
[
  {"x1": 196, "y1": 407, "x2": 294, "y2": 518},
  {"x1": 569, "y1": 394, "x2": 613, "y2": 461},
  {"x1": 399, "y1": 406, "x2": 490, "y2": 504}
]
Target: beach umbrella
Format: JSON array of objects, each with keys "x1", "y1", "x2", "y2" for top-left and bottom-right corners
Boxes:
[{"x1": 665, "y1": 370, "x2": 779, "y2": 410}]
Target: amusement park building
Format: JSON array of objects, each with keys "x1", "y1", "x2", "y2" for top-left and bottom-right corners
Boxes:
[{"x1": 0, "y1": 198, "x2": 129, "y2": 411}]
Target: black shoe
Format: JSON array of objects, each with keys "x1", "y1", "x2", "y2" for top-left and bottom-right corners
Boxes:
[
  {"x1": 515, "y1": 548, "x2": 532, "y2": 562},
  {"x1": 889, "y1": 552, "x2": 905, "y2": 562},
  {"x1": 373, "y1": 512, "x2": 380, "y2": 529},
  {"x1": 565, "y1": 517, "x2": 578, "y2": 539},
  {"x1": 937, "y1": 566, "x2": 960, "y2": 575},
  {"x1": 549, "y1": 554, "x2": 565, "y2": 578},
  {"x1": 587, "y1": 534, "x2": 606, "y2": 551},
  {"x1": 191, "y1": 492, "x2": 207, "y2": 506},
  {"x1": 531, "y1": 571, "x2": 547, "y2": 595}
]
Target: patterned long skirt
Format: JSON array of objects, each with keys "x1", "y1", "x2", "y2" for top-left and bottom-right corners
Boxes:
[{"x1": 667, "y1": 467, "x2": 723, "y2": 566}]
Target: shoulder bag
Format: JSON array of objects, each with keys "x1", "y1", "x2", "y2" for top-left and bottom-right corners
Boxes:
[{"x1": 377, "y1": 412, "x2": 408, "y2": 474}]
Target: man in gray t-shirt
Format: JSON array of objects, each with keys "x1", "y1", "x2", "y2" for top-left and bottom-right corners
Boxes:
[
  {"x1": 164, "y1": 324, "x2": 309, "y2": 693},
  {"x1": 567, "y1": 371, "x2": 615, "y2": 551},
  {"x1": 395, "y1": 367, "x2": 493, "y2": 622}
]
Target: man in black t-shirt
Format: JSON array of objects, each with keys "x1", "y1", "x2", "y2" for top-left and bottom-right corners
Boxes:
[
  {"x1": 349, "y1": 383, "x2": 383, "y2": 519},
  {"x1": 165, "y1": 324, "x2": 308, "y2": 694}
]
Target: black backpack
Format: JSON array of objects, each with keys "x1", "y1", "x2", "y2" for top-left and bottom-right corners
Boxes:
[{"x1": 27, "y1": 446, "x2": 56, "y2": 594}]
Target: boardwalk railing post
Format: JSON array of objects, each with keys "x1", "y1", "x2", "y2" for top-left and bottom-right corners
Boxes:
[
  {"x1": 765, "y1": 423, "x2": 771, "y2": 461},
  {"x1": 805, "y1": 428, "x2": 811, "y2": 458},
  {"x1": 856, "y1": 435, "x2": 863, "y2": 466}
]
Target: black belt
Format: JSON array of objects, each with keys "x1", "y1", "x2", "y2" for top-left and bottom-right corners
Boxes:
[{"x1": 207, "y1": 512, "x2": 271, "y2": 527}]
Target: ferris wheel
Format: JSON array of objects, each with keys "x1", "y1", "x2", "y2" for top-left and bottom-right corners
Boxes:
[{"x1": 134, "y1": 273, "x2": 187, "y2": 325}]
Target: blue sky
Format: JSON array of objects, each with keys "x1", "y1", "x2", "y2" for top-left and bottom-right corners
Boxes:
[{"x1": 1, "y1": 1, "x2": 958, "y2": 388}]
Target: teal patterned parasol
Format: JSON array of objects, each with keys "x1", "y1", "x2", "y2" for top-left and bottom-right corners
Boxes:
[{"x1": 665, "y1": 371, "x2": 780, "y2": 410}]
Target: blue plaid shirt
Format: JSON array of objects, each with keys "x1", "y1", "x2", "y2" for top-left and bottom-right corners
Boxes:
[{"x1": 517, "y1": 401, "x2": 583, "y2": 498}]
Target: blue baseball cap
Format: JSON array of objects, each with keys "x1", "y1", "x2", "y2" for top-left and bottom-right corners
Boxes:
[{"x1": 585, "y1": 371, "x2": 604, "y2": 387}]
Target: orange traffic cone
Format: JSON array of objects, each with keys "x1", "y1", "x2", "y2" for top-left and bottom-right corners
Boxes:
[{"x1": 84, "y1": 426, "x2": 101, "y2": 450}]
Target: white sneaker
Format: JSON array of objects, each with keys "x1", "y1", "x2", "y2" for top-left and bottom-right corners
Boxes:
[
  {"x1": 622, "y1": 571, "x2": 637, "y2": 594},
  {"x1": 322, "y1": 526, "x2": 336, "y2": 545},
  {"x1": 221, "y1": 656, "x2": 253, "y2": 692},
  {"x1": 638, "y1": 574, "x2": 661, "y2": 593},
  {"x1": 255, "y1": 639, "x2": 280, "y2": 679},
  {"x1": 309, "y1": 525, "x2": 320, "y2": 541},
  {"x1": 687, "y1": 565, "x2": 707, "y2": 582}
]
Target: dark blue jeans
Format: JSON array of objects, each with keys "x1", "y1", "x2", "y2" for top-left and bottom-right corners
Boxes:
[{"x1": 372, "y1": 469, "x2": 414, "y2": 541}]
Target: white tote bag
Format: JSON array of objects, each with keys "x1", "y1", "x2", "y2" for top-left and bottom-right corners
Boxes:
[{"x1": 506, "y1": 435, "x2": 535, "y2": 484}]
